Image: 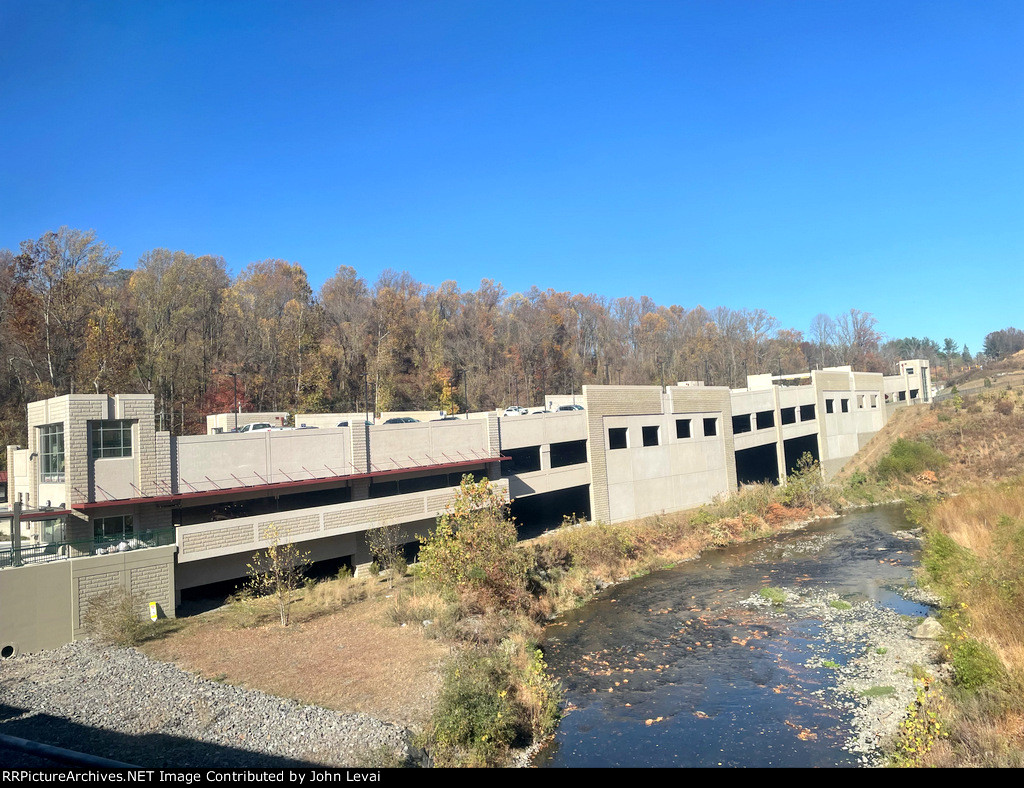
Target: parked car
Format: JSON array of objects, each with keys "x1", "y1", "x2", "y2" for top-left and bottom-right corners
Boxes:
[
  {"x1": 555, "y1": 404, "x2": 584, "y2": 412},
  {"x1": 532, "y1": 409, "x2": 551, "y2": 414},
  {"x1": 431, "y1": 415, "x2": 461, "y2": 421},
  {"x1": 503, "y1": 406, "x2": 529, "y2": 416},
  {"x1": 236, "y1": 422, "x2": 275, "y2": 432},
  {"x1": 383, "y1": 416, "x2": 419, "y2": 424}
]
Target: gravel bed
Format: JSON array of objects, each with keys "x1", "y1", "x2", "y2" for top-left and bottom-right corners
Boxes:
[
  {"x1": 0, "y1": 640, "x2": 416, "y2": 768},
  {"x1": 742, "y1": 584, "x2": 946, "y2": 766}
]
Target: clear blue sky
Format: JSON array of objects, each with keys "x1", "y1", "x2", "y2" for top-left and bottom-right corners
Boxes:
[{"x1": 2, "y1": 1, "x2": 1021, "y2": 352}]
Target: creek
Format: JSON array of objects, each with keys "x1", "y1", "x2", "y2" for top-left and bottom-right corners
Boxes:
[{"x1": 534, "y1": 506, "x2": 936, "y2": 768}]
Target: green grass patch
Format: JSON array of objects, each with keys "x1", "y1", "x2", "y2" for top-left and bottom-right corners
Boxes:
[
  {"x1": 861, "y1": 685, "x2": 896, "y2": 698},
  {"x1": 876, "y1": 438, "x2": 947, "y2": 481},
  {"x1": 829, "y1": 599, "x2": 853, "y2": 610},
  {"x1": 759, "y1": 587, "x2": 787, "y2": 605},
  {"x1": 950, "y1": 639, "x2": 1006, "y2": 692}
]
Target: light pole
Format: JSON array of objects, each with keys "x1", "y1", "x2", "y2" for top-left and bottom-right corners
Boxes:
[
  {"x1": 229, "y1": 372, "x2": 238, "y2": 432},
  {"x1": 460, "y1": 367, "x2": 469, "y2": 419}
]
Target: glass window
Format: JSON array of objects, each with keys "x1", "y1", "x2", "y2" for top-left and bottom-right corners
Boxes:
[
  {"x1": 675, "y1": 419, "x2": 691, "y2": 439},
  {"x1": 94, "y1": 514, "x2": 133, "y2": 542},
  {"x1": 39, "y1": 423, "x2": 65, "y2": 482},
  {"x1": 90, "y1": 420, "x2": 133, "y2": 459},
  {"x1": 703, "y1": 418, "x2": 717, "y2": 437},
  {"x1": 642, "y1": 426, "x2": 660, "y2": 447}
]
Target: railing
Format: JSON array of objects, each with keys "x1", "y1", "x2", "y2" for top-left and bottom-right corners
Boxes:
[{"x1": 0, "y1": 527, "x2": 176, "y2": 570}]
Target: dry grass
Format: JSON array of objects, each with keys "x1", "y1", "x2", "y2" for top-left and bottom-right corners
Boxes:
[
  {"x1": 927, "y1": 480, "x2": 1024, "y2": 675},
  {"x1": 141, "y1": 574, "x2": 449, "y2": 730}
]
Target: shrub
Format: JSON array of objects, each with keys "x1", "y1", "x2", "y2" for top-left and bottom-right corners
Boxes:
[
  {"x1": 994, "y1": 398, "x2": 1014, "y2": 416},
  {"x1": 418, "y1": 476, "x2": 530, "y2": 610},
  {"x1": 951, "y1": 639, "x2": 1005, "y2": 692},
  {"x1": 82, "y1": 588, "x2": 149, "y2": 647},
  {"x1": 890, "y1": 679, "x2": 946, "y2": 767},
  {"x1": 429, "y1": 644, "x2": 559, "y2": 767},
  {"x1": 779, "y1": 453, "x2": 835, "y2": 509},
  {"x1": 876, "y1": 439, "x2": 947, "y2": 481}
]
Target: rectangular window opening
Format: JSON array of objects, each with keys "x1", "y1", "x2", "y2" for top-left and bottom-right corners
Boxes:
[
  {"x1": 675, "y1": 418, "x2": 691, "y2": 439},
  {"x1": 703, "y1": 417, "x2": 717, "y2": 437},
  {"x1": 756, "y1": 410, "x2": 774, "y2": 429},
  {"x1": 732, "y1": 414, "x2": 752, "y2": 434},
  {"x1": 608, "y1": 427, "x2": 628, "y2": 450},
  {"x1": 825, "y1": 399, "x2": 835, "y2": 414},
  {"x1": 642, "y1": 425, "x2": 660, "y2": 447},
  {"x1": 780, "y1": 407, "x2": 796, "y2": 425},
  {"x1": 500, "y1": 446, "x2": 542, "y2": 474},
  {"x1": 550, "y1": 439, "x2": 587, "y2": 467},
  {"x1": 799, "y1": 404, "x2": 815, "y2": 421},
  {"x1": 841, "y1": 398, "x2": 849, "y2": 413},
  {"x1": 39, "y1": 423, "x2": 65, "y2": 483},
  {"x1": 90, "y1": 420, "x2": 133, "y2": 459}
]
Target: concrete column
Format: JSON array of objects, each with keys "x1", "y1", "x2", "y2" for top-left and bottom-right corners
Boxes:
[
  {"x1": 351, "y1": 423, "x2": 370, "y2": 474},
  {"x1": 772, "y1": 385, "x2": 787, "y2": 484},
  {"x1": 350, "y1": 478, "x2": 370, "y2": 501}
]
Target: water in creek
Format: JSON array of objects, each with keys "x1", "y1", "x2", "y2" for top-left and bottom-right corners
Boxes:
[{"x1": 534, "y1": 506, "x2": 931, "y2": 768}]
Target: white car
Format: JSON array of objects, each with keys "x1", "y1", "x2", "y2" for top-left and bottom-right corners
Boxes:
[
  {"x1": 503, "y1": 406, "x2": 529, "y2": 417},
  {"x1": 236, "y1": 422, "x2": 275, "y2": 433},
  {"x1": 555, "y1": 404, "x2": 584, "y2": 412}
]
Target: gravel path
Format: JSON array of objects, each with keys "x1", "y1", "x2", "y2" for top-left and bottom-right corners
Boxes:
[{"x1": 0, "y1": 640, "x2": 416, "y2": 768}]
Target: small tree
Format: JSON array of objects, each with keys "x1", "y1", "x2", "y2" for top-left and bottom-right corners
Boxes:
[
  {"x1": 247, "y1": 523, "x2": 312, "y2": 626},
  {"x1": 366, "y1": 522, "x2": 406, "y2": 589},
  {"x1": 418, "y1": 475, "x2": 528, "y2": 609}
]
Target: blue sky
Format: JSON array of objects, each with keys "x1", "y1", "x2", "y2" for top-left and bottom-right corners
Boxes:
[{"x1": 2, "y1": 1, "x2": 1021, "y2": 352}]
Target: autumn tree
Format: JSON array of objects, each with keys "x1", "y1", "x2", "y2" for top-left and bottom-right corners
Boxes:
[
  {"x1": 418, "y1": 475, "x2": 528, "y2": 610},
  {"x1": 130, "y1": 249, "x2": 229, "y2": 432},
  {"x1": 17, "y1": 227, "x2": 120, "y2": 395},
  {"x1": 984, "y1": 328, "x2": 1024, "y2": 360}
]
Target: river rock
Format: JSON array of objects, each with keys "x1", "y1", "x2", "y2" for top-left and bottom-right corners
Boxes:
[{"x1": 912, "y1": 617, "x2": 944, "y2": 639}]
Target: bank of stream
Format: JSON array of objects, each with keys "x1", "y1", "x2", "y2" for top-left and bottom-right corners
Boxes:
[{"x1": 533, "y1": 505, "x2": 944, "y2": 767}]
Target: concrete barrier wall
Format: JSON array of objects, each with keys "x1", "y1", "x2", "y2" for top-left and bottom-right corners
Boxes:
[
  {"x1": 0, "y1": 544, "x2": 176, "y2": 657},
  {"x1": 176, "y1": 478, "x2": 510, "y2": 564},
  {"x1": 176, "y1": 429, "x2": 352, "y2": 491},
  {"x1": 368, "y1": 418, "x2": 490, "y2": 471},
  {"x1": 498, "y1": 411, "x2": 587, "y2": 450}
]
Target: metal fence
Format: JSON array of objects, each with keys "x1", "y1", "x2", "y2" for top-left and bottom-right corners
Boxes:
[{"x1": 0, "y1": 528, "x2": 176, "y2": 570}]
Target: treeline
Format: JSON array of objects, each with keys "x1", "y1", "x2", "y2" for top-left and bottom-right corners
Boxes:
[{"x1": 0, "y1": 225, "x2": 966, "y2": 452}]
